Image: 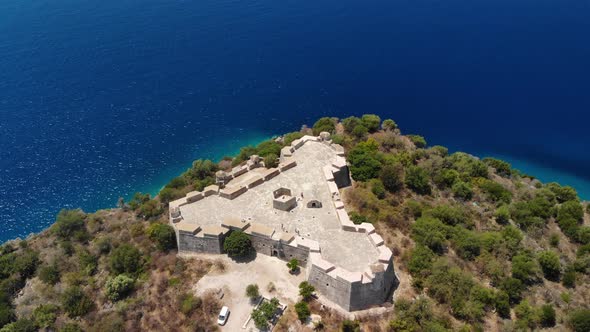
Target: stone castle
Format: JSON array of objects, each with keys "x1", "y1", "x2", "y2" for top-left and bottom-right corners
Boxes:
[{"x1": 169, "y1": 133, "x2": 398, "y2": 311}]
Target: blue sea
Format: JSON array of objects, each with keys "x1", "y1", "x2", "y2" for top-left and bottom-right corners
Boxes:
[{"x1": 1, "y1": 0, "x2": 589, "y2": 242}]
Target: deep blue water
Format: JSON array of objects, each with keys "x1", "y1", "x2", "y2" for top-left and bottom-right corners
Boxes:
[{"x1": 1, "y1": 0, "x2": 589, "y2": 242}]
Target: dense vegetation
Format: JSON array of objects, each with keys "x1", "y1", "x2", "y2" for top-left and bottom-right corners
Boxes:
[{"x1": 1, "y1": 114, "x2": 589, "y2": 331}]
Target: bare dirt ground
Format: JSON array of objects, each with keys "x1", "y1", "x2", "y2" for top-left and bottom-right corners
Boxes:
[{"x1": 187, "y1": 253, "x2": 306, "y2": 331}]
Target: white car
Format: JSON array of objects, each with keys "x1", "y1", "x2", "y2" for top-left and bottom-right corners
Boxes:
[{"x1": 217, "y1": 306, "x2": 230, "y2": 326}]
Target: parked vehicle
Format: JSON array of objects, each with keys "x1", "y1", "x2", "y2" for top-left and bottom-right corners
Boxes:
[{"x1": 217, "y1": 306, "x2": 230, "y2": 326}]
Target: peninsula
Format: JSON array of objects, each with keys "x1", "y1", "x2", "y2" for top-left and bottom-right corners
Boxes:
[{"x1": 0, "y1": 115, "x2": 589, "y2": 332}]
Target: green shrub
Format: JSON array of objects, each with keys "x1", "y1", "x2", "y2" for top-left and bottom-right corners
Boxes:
[
  {"x1": 562, "y1": 265, "x2": 576, "y2": 288},
  {"x1": 342, "y1": 116, "x2": 362, "y2": 133},
  {"x1": 295, "y1": 301, "x2": 310, "y2": 322},
  {"x1": 246, "y1": 284, "x2": 260, "y2": 299},
  {"x1": 78, "y1": 249, "x2": 97, "y2": 276},
  {"x1": 349, "y1": 212, "x2": 369, "y2": 225},
  {"x1": 515, "y1": 300, "x2": 539, "y2": 330},
  {"x1": 380, "y1": 163, "x2": 404, "y2": 193},
  {"x1": 428, "y1": 205, "x2": 469, "y2": 227},
  {"x1": 407, "y1": 135, "x2": 427, "y2": 148},
  {"x1": 547, "y1": 183, "x2": 578, "y2": 203},
  {"x1": 370, "y1": 179, "x2": 386, "y2": 199},
  {"x1": 512, "y1": 251, "x2": 541, "y2": 284},
  {"x1": 382, "y1": 119, "x2": 398, "y2": 131},
  {"x1": 405, "y1": 166, "x2": 431, "y2": 195},
  {"x1": 299, "y1": 281, "x2": 315, "y2": 301},
  {"x1": 539, "y1": 304, "x2": 556, "y2": 327},
  {"x1": 60, "y1": 323, "x2": 83, "y2": 332},
  {"x1": 352, "y1": 124, "x2": 368, "y2": 138},
  {"x1": 105, "y1": 275, "x2": 135, "y2": 301},
  {"x1": 411, "y1": 217, "x2": 448, "y2": 254},
  {"x1": 52, "y1": 209, "x2": 88, "y2": 241},
  {"x1": 361, "y1": 114, "x2": 381, "y2": 132},
  {"x1": 33, "y1": 304, "x2": 59, "y2": 328},
  {"x1": 499, "y1": 277, "x2": 523, "y2": 304},
  {"x1": 223, "y1": 231, "x2": 252, "y2": 258},
  {"x1": 312, "y1": 117, "x2": 336, "y2": 135},
  {"x1": 452, "y1": 229, "x2": 481, "y2": 260},
  {"x1": 341, "y1": 320, "x2": 361, "y2": 332},
  {"x1": 287, "y1": 259, "x2": 299, "y2": 273},
  {"x1": 0, "y1": 318, "x2": 36, "y2": 332},
  {"x1": 537, "y1": 251, "x2": 561, "y2": 281},
  {"x1": 128, "y1": 192, "x2": 150, "y2": 210},
  {"x1": 264, "y1": 153, "x2": 278, "y2": 168},
  {"x1": 256, "y1": 140, "x2": 282, "y2": 158},
  {"x1": 348, "y1": 139, "x2": 382, "y2": 181},
  {"x1": 479, "y1": 180, "x2": 511, "y2": 204},
  {"x1": 138, "y1": 199, "x2": 163, "y2": 219},
  {"x1": 452, "y1": 181, "x2": 473, "y2": 200},
  {"x1": 61, "y1": 286, "x2": 93, "y2": 317},
  {"x1": 483, "y1": 158, "x2": 512, "y2": 177},
  {"x1": 109, "y1": 244, "x2": 142, "y2": 276},
  {"x1": 494, "y1": 205, "x2": 510, "y2": 224},
  {"x1": 147, "y1": 223, "x2": 177, "y2": 251},
  {"x1": 569, "y1": 309, "x2": 590, "y2": 332},
  {"x1": 179, "y1": 293, "x2": 202, "y2": 315},
  {"x1": 434, "y1": 169, "x2": 459, "y2": 188},
  {"x1": 283, "y1": 132, "x2": 304, "y2": 146},
  {"x1": 408, "y1": 245, "x2": 435, "y2": 276}
]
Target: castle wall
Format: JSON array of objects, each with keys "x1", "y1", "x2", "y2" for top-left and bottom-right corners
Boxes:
[
  {"x1": 177, "y1": 231, "x2": 225, "y2": 254},
  {"x1": 308, "y1": 265, "x2": 353, "y2": 310},
  {"x1": 349, "y1": 261, "x2": 397, "y2": 311}
]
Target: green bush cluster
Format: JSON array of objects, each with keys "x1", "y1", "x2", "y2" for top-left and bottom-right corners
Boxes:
[
  {"x1": 105, "y1": 275, "x2": 135, "y2": 302},
  {"x1": 147, "y1": 223, "x2": 177, "y2": 251},
  {"x1": 223, "y1": 231, "x2": 252, "y2": 258}
]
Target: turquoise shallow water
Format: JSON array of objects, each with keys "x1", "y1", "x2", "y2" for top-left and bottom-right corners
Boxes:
[{"x1": 0, "y1": 0, "x2": 589, "y2": 242}]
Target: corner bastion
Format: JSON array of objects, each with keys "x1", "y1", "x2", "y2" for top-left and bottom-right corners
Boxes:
[{"x1": 169, "y1": 133, "x2": 398, "y2": 311}]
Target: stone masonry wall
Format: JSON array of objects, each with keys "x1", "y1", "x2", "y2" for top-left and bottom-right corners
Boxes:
[{"x1": 178, "y1": 231, "x2": 225, "y2": 254}]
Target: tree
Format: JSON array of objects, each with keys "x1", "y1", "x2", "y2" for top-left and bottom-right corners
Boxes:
[
  {"x1": 537, "y1": 251, "x2": 561, "y2": 281},
  {"x1": 382, "y1": 119, "x2": 398, "y2": 131},
  {"x1": 138, "y1": 199, "x2": 163, "y2": 219},
  {"x1": 264, "y1": 153, "x2": 278, "y2": 168},
  {"x1": 246, "y1": 284, "x2": 259, "y2": 300},
  {"x1": 109, "y1": 244, "x2": 143, "y2": 276},
  {"x1": 342, "y1": 116, "x2": 362, "y2": 133},
  {"x1": 0, "y1": 319, "x2": 36, "y2": 332},
  {"x1": 539, "y1": 304, "x2": 556, "y2": 327},
  {"x1": 405, "y1": 166, "x2": 431, "y2": 195},
  {"x1": 452, "y1": 181, "x2": 473, "y2": 200},
  {"x1": 223, "y1": 231, "x2": 252, "y2": 258},
  {"x1": 547, "y1": 183, "x2": 578, "y2": 203},
  {"x1": 407, "y1": 135, "x2": 427, "y2": 148},
  {"x1": 347, "y1": 139, "x2": 382, "y2": 181},
  {"x1": 299, "y1": 281, "x2": 315, "y2": 301},
  {"x1": 562, "y1": 265, "x2": 576, "y2": 288},
  {"x1": 569, "y1": 309, "x2": 590, "y2": 332},
  {"x1": 287, "y1": 259, "x2": 299, "y2": 273},
  {"x1": 380, "y1": 163, "x2": 404, "y2": 193},
  {"x1": 500, "y1": 277, "x2": 523, "y2": 304},
  {"x1": 61, "y1": 286, "x2": 93, "y2": 317},
  {"x1": 52, "y1": 209, "x2": 87, "y2": 241},
  {"x1": 361, "y1": 114, "x2": 381, "y2": 132},
  {"x1": 515, "y1": 300, "x2": 539, "y2": 330},
  {"x1": 295, "y1": 301, "x2": 310, "y2": 322},
  {"x1": 370, "y1": 179, "x2": 386, "y2": 199},
  {"x1": 105, "y1": 275, "x2": 135, "y2": 301},
  {"x1": 312, "y1": 117, "x2": 335, "y2": 135},
  {"x1": 494, "y1": 205, "x2": 510, "y2": 224},
  {"x1": 33, "y1": 304, "x2": 59, "y2": 329},
  {"x1": 483, "y1": 158, "x2": 512, "y2": 177},
  {"x1": 147, "y1": 223, "x2": 177, "y2": 251},
  {"x1": 351, "y1": 124, "x2": 368, "y2": 138},
  {"x1": 512, "y1": 251, "x2": 541, "y2": 284}
]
